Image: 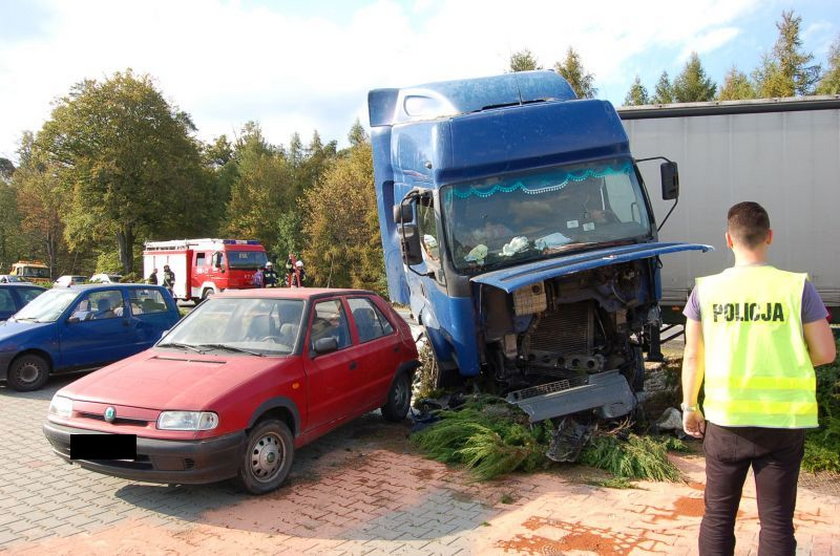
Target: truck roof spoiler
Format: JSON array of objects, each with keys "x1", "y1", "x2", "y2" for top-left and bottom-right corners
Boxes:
[{"x1": 368, "y1": 71, "x2": 577, "y2": 128}]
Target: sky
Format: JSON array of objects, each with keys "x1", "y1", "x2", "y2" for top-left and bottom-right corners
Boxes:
[{"x1": 1, "y1": 0, "x2": 838, "y2": 164}]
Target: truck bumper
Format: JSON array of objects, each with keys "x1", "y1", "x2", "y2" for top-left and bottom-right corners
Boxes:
[
  {"x1": 506, "y1": 370, "x2": 637, "y2": 422},
  {"x1": 43, "y1": 422, "x2": 246, "y2": 485}
]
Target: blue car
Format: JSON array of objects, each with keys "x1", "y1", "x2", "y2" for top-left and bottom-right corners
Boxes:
[
  {"x1": 0, "y1": 284, "x2": 181, "y2": 391},
  {"x1": 0, "y1": 283, "x2": 47, "y2": 322}
]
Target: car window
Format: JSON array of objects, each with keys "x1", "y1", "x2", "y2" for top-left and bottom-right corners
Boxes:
[
  {"x1": 348, "y1": 297, "x2": 395, "y2": 342},
  {"x1": 0, "y1": 289, "x2": 14, "y2": 312},
  {"x1": 128, "y1": 288, "x2": 169, "y2": 315},
  {"x1": 72, "y1": 290, "x2": 124, "y2": 321},
  {"x1": 19, "y1": 287, "x2": 44, "y2": 305},
  {"x1": 310, "y1": 299, "x2": 351, "y2": 350},
  {"x1": 163, "y1": 297, "x2": 304, "y2": 355},
  {"x1": 14, "y1": 288, "x2": 78, "y2": 322}
]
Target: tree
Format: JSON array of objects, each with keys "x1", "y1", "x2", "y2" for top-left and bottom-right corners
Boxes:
[
  {"x1": 672, "y1": 52, "x2": 717, "y2": 102},
  {"x1": 223, "y1": 122, "x2": 293, "y2": 253},
  {"x1": 36, "y1": 70, "x2": 209, "y2": 274},
  {"x1": 816, "y1": 35, "x2": 840, "y2": 94},
  {"x1": 348, "y1": 119, "x2": 368, "y2": 147},
  {"x1": 0, "y1": 158, "x2": 14, "y2": 182},
  {"x1": 554, "y1": 47, "x2": 597, "y2": 98},
  {"x1": 718, "y1": 67, "x2": 757, "y2": 100},
  {"x1": 0, "y1": 180, "x2": 22, "y2": 271},
  {"x1": 301, "y1": 140, "x2": 383, "y2": 292},
  {"x1": 652, "y1": 71, "x2": 674, "y2": 104},
  {"x1": 623, "y1": 76, "x2": 650, "y2": 106},
  {"x1": 12, "y1": 133, "x2": 68, "y2": 276},
  {"x1": 754, "y1": 10, "x2": 821, "y2": 97},
  {"x1": 509, "y1": 49, "x2": 541, "y2": 72}
]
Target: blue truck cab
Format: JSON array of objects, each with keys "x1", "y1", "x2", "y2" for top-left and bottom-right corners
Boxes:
[{"x1": 368, "y1": 71, "x2": 709, "y2": 421}]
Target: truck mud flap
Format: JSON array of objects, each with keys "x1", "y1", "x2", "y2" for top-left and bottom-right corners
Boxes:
[{"x1": 506, "y1": 371, "x2": 636, "y2": 422}]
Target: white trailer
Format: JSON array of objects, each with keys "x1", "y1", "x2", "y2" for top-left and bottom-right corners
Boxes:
[{"x1": 619, "y1": 97, "x2": 840, "y2": 329}]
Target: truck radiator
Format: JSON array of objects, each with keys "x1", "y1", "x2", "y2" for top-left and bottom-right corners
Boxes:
[{"x1": 526, "y1": 301, "x2": 594, "y2": 355}]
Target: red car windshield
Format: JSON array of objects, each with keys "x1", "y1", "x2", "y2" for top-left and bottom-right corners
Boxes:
[{"x1": 161, "y1": 297, "x2": 304, "y2": 355}]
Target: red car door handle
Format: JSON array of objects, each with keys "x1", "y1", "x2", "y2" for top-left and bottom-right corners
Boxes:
[{"x1": 349, "y1": 361, "x2": 358, "y2": 370}]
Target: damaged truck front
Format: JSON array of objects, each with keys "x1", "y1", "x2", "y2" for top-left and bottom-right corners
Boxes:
[{"x1": 368, "y1": 71, "x2": 710, "y2": 423}]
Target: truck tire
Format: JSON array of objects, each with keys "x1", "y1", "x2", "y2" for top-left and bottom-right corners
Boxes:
[
  {"x1": 7, "y1": 354, "x2": 51, "y2": 391},
  {"x1": 201, "y1": 288, "x2": 215, "y2": 300}
]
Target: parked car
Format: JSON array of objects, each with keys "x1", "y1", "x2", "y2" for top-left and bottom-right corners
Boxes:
[
  {"x1": 0, "y1": 275, "x2": 27, "y2": 283},
  {"x1": 43, "y1": 288, "x2": 420, "y2": 494},
  {"x1": 53, "y1": 275, "x2": 87, "y2": 288},
  {"x1": 0, "y1": 283, "x2": 47, "y2": 322},
  {"x1": 89, "y1": 273, "x2": 123, "y2": 284},
  {"x1": 1, "y1": 284, "x2": 180, "y2": 391}
]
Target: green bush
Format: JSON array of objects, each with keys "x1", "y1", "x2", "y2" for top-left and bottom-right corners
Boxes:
[{"x1": 803, "y1": 340, "x2": 840, "y2": 472}]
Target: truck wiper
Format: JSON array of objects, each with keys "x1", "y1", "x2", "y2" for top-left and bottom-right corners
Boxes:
[
  {"x1": 157, "y1": 341, "x2": 205, "y2": 354},
  {"x1": 198, "y1": 343, "x2": 266, "y2": 357}
]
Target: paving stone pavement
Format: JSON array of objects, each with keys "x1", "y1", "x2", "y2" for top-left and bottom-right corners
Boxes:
[{"x1": 2, "y1": 375, "x2": 839, "y2": 555}]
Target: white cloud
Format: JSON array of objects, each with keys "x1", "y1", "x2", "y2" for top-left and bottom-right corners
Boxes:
[{"x1": 0, "y1": 0, "x2": 778, "y2": 162}]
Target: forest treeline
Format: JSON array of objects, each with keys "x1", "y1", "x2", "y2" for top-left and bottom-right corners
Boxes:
[{"x1": 0, "y1": 10, "x2": 836, "y2": 292}]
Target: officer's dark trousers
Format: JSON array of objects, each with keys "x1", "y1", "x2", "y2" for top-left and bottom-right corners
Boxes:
[{"x1": 700, "y1": 422, "x2": 805, "y2": 556}]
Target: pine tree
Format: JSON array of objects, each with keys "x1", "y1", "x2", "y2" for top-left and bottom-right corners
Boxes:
[
  {"x1": 509, "y1": 49, "x2": 541, "y2": 72},
  {"x1": 718, "y1": 67, "x2": 757, "y2": 100},
  {"x1": 816, "y1": 35, "x2": 840, "y2": 95},
  {"x1": 348, "y1": 119, "x2": 368, "y2": 147},
  {"x1": 623, "y1": 76, "x2": 650, "y2": 106},
  {"x1": 672, "y1": 52, "x2": 717, "y2": 102},
  {"x1": 554, "y1": 47, "x2": 597, "y2": 99},
  {"x1": 652, "y1": 71, "x2": 673, "y2": 104},
  {"x1": 754, "y1": 10, "x2": 821, "y2": 97}
]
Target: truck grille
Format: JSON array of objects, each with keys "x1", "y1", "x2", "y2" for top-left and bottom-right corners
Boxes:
[{"x1": 527, "y1": 301, "x2": 593, "y2": 354}]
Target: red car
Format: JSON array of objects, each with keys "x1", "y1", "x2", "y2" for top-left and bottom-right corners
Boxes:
[{"x1": 43, "y1": 288, "x2": 419, "y2": 494}]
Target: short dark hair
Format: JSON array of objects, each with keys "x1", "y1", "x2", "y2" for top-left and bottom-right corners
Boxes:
[{"x1": 727, "y1": 201, "x2": 770, "y2": 248}]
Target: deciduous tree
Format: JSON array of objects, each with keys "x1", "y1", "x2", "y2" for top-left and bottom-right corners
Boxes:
[
  {"x1": 36, "y1": 70, "x2": 209, "y2": 274},
  {"x1": 301, "y1": 141, "x2": 383, "y2": 292},
  {"x1": 554, "y1": 48, "x2": 597, "y2": 98}
]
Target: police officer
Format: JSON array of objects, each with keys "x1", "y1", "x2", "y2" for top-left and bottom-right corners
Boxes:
[
  {"x1": 681, "y1": 201, "x2": 835, "y2": 555},
  {"x1": 263, "y1": 262, "x2": 279, "y2": 287}
]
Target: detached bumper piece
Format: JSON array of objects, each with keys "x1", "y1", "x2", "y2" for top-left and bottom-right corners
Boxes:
[{"x1": 506, "y1": 370, "x2": 636, "y2": 422}]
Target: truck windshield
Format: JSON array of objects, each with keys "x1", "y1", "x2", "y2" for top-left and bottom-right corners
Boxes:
[
  {"x1": 441, "y1": 158, "x2": 652, "y2": 273},
  {"x1": 227, "y1": 250, "x2": 268, "y2": 269}
]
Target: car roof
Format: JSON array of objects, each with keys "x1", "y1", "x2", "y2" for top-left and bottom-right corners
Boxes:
[
  {"x1": 62, "y1": 283, "x2": 163, "y2": 292},
  {"x1": 215, "y1": 287, "x2": 378, "y2": 300},
  {"x1": 0, "y1": 283, "x2": 47, "y2": 290}
]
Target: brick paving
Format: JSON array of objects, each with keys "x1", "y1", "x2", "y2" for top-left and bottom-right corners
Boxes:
[{"x1": 2, "y1": 374, "x2": 839, "y2": 555}]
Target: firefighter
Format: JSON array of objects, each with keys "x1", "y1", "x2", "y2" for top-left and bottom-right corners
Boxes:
[
  {"x1": 264, "y1": 262, "x2": 279, "y2": 287},
  {"x1": 162, "y1": 265, "x2": 175, "y2": 296}
]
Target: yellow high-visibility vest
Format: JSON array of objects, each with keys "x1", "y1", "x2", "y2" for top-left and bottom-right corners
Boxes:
[{"x1": 697, "y1": 265, "x2": 817, "y2": 428}]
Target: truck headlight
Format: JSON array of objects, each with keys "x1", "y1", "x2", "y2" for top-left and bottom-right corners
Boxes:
[
  {"x1": 157, "y1": 411, "x2": 219, "y2": 431},
  {"x1": 48, "y1": 395, "x2": 73, "y2": 418}
]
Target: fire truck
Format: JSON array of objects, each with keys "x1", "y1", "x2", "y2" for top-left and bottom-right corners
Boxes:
[{"x1": 143, "y1": 239, "x2": 268, "y2": 301}]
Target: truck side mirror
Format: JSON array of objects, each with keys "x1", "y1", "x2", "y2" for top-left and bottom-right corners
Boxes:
[
  {"x1": 393, "y1": 204, "x2": 413, "y2": 224},
  {"x1": 399, "y1": 223, "x2": 424, "y2": 266},
  {"x1": 660, "y1": 161, "x2": 679, "y2": 200}
]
